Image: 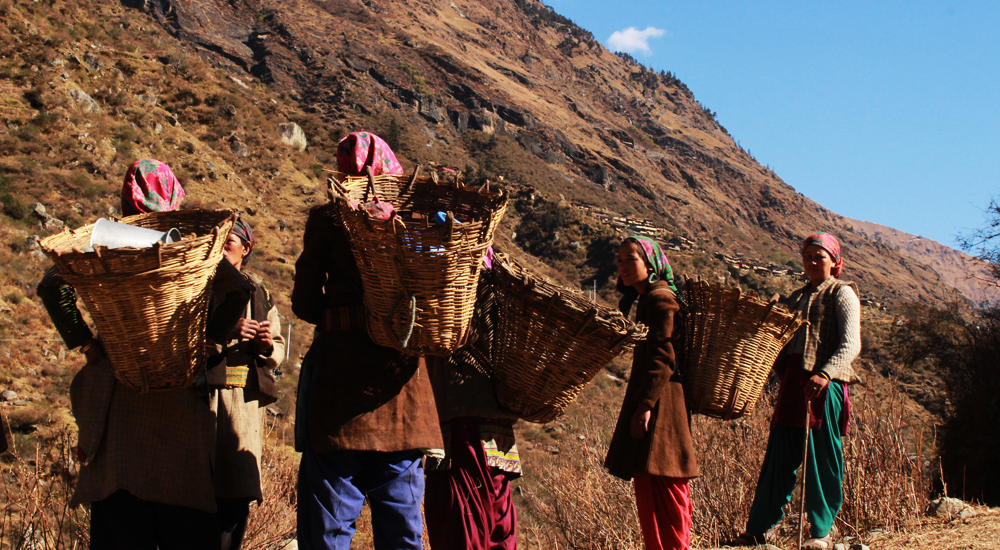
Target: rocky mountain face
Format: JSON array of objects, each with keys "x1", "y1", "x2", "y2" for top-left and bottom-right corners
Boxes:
[
  {"x1": 845, "y1": 217, "x2": 995, "y2": 304},
  {"x1": 100, "y1": 0, "x2": 981, "y2": 304}
]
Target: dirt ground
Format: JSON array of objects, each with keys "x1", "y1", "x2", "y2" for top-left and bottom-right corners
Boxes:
[
  {"x1": 871, "y1": 505, "x2": 1000, "y2": 550},
  {"x1": 705, "y1": 506, "x2": 1000, "y2": 550}
]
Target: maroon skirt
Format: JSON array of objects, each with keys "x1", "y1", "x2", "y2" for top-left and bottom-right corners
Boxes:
[{"x1": 771, "y1": 354, "x2": 850, "y2": 434}]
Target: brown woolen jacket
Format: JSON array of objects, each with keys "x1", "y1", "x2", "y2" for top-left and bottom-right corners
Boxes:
[
  {"x1": 604, "y1": 281, "x2": 699, "y2": 480},
  {"x1": 291, "y1": 204, "x2": 441, "y2": 454}
]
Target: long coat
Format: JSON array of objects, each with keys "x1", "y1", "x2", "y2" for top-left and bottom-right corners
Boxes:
[
  {"x1": 208, "y1": 276, "x2": 285, "y2": 502},
  {"x1": 292, "y1": 204, "x2": 442, "y2": 454},
  {"x1": 604, "y1": 281, "x2": 698, "y2": 481}
]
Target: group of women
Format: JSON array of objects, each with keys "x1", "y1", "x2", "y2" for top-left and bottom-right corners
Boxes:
[{"x1": 36, "y1": 130, "x2": 860, "y2": 550}]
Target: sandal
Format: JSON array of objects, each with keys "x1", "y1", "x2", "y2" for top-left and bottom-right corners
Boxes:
[
  {"x1": 724, "y1": 533, "x2": 767, "y2": 547},
  {"x1": 801, "y1": 536, "x2": 833, "y2": 549}
]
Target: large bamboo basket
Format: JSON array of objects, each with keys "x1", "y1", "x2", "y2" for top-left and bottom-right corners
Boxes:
[
  {"x1": 491, "y1": 255, "x2": 647, "y2": 423},
  {"x1": 330, "y1": 168, "x2": 508, "y2": 356},
  {"x1": 40, "y1": 209, "x2": 237, "y2": 392},
  {"x1": 682, "y1": 278, "x2": 805, "y2": 420}
]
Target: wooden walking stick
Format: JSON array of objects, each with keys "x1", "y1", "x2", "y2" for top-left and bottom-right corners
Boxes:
[{"x1": 798, "y1": 400, "x2": 812, "y2": 550}]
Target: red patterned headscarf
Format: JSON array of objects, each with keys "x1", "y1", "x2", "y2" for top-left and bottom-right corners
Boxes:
[
  {"x1": 120, "y1": 159, "x2": 185, "y2": 216},
  {"x1": 336, "y1": 131, "x2": 404, "y2": 176},
  {"x1": 802, "y1": 233, "x2": 843, "y2": 278}
]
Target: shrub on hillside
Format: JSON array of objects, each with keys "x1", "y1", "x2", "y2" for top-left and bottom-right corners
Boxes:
[{"x1": 900, "y1": 301, "x2": 1000, "y2": 503}]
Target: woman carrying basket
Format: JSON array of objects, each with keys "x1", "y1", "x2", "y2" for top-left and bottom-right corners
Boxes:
[
  {"x1": 605, "y1": 236, "x2": 698, "y2": 550},
  {"x1": 731, "y1": 233, "x2": 861, "y2": 550},
  {"x1": 425, "y1": 251, "x2": 521, "y2": 550},
  {"x1": 40, "y1": 159, "x2": 221, "y2": 548},
  {"x1": 292, "y1": 133, "x2": 442, "y2": 550}
]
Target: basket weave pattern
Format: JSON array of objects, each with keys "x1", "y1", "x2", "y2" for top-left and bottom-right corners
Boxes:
[
  {"x1": 333, "y1": 172, "x2": 507, "y2": 356},
  {"x1": 491, "y1": 256, "x2": 647, "y2": 423},
  {"x1": 40, "y1": 209, "x2": 236, "y2": 392},
  {"x1": 682, "y1": 279, "x2": 804, "y2": 420}
]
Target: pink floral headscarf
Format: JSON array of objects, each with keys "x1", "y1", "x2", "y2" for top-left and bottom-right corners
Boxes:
[
  {"x1": 802, "y1": 233, "x2": 843, "y2": 278},
  {"x1": 120, "y1": 159, "x2": 185, "y2": 216},
  {"x1": 336, "y1": 131, "x2": 404, "y2": 176}
]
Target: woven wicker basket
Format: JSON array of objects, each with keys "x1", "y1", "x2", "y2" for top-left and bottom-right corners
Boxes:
[
  {"x1": 40, "y1": 209, "x2": 237, "y2": 392},
  {"x1": 331, "y1": 169, "x2": 508, "y2": 356},
  {"x1": 491, "y1": 255, "x2": 647, "y2": 423},
  {"x1": 682, "y1": 278, "x2": 805, "y2": 420}
]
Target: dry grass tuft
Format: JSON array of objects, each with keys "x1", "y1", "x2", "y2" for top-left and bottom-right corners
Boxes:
[
  {"x1": 243, "y1": 445, "x2": 299, "y2": 550},
  {"x1": 0, "y1": 424, "x2": 88, "y2": 550},
  {"x1": 839, "y1": 380, "x2": 930, "y2": 538},
  {"x1": 688, "y1": 391, "x2": 774, "y2": 547},
  {"x1": 516, "y1": 374, "x2": 930, "y2": 549}
]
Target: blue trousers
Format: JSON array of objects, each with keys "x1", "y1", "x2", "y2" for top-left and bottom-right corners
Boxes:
[{"x1": 298, "y1": 447, "x2": 425, "y2": 550}]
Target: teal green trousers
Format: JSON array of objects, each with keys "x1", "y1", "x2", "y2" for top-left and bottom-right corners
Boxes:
[{"x1": 745, "y1": 381, "x2": 845, "y2": 539}]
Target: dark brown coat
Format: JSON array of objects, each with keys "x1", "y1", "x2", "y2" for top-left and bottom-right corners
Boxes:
[
  {"x1": 604, "y1": 281, "x2": 698, "y2": 481},
  {"x1": 292, "y1": 204, "x2": 442, "y2": 454}
]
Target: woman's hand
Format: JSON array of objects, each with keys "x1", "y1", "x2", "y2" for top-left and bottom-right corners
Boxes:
[
  {"x1": 804, "y1": 374, "x2": 829, "y2": 401},
  {"x1": 254, "y1": 320, "x2": 274, "y2": 353},
  {"x1": 631, "y1": 404, "x2": 652, "y2": 440},
  {"x1": 228, "y1": 318, "x2": 260, "y2": 341}
]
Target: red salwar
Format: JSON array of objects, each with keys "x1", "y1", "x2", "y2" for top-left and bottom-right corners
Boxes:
[
  {"x1": 425, "y1": 418, "x2": 518, "y2": 550},
  {"x1": 633, "y1": 472, "x2": 692, "y2": 550}
]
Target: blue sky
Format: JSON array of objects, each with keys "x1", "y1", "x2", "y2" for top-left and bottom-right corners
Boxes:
[{"x1": 547, "y1": 0, "x2": 1000, "y2": 250}]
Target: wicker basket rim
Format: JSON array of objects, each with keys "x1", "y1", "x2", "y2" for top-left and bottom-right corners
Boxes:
[
  {"x1": 494, "y1": 253, "x2": 646, "y2": 337},
  {"x1": 682, "y1": 278, "x2": 800, "y2": 319},
  {"x1": 40, "y1": 209, "x2": 236, "y2": 255},
  {"x1": 330, "y1": 169, "x2": 506, "y2": 202}
]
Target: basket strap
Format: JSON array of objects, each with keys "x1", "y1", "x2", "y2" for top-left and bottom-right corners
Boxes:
[
  {"x1": 92, "y1": 245, "x2": 110, "y2": 276},
  {"x1": 363, "y1": 165, "x2": 375, "y2": 204},
  {"x1": 756, "y1": 301, "x2": 779, "y2": 329},
  {"x1": 385, "y1": 290, "x2": 417, "y2": 349},
  {"x1": 397, "y1": 166, "x2": 421, "y2": 211},
  {"x1": 327, "y1": 176, "x2": 351, "y2": 204},
  {"x1": 543, "y1": 292, "x2": 560, "y2": 320},
  {"x1": 723, "y1": 385, "x2": 742, "y2": 421},
  {"x1": 572, "y1": 309, "x2": 598, "y2": 338},
  {"x1": 777, "y1": 310, "x2": 803, "y2": 340},
  {"x1": 608, "y1": 325, "x2": 636, "y2": 352},
  {"x1": 647, "y1": 288, "x2": 676, "y2": 298}
]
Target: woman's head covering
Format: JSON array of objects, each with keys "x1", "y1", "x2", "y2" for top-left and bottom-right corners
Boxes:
[
  {"x1": 616, "y1": 236, "x2": 677, "y2": 315},
  {"x1": 120, "y1": 159, "x2": 185, "y2": 216},
  {"x1": 336, "y1": 131, "x2": 404, "y2": 176},
  {"x1": 232, "y1": 213, "x2": 255, "y2": 267},
  {"x1": 802, "y1": 232, "x2": 843, "y2": 278}
]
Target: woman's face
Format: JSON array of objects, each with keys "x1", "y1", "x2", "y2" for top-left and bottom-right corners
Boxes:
[
  {"x1": 223, "y1": 234, "x2": 248, "y2": 271},
  {"x1": 618, "y1": 243, "x2": 650, "y2": 288},
  {"x1": 802, "y1": 244, "x2": 833, "y2": 285}
]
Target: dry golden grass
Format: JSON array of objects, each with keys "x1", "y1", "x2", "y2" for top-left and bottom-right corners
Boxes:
[
  {"x1": 243, "y1": 445, "x2": 299, "y2": 550},
  {"x1": 512, "y1": 372, "x2": 931, "y2": 550},
  {"x1": 0, "y1": 424, "x2": 88, "y2": 550}
]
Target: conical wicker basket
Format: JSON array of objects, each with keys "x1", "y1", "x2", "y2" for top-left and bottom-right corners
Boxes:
[
  {"x1": 330, "y1": 169, "x2": 508, "y2": 356},
  {"x1": 682, "y1": 277, "x2": 805, "y2": 420},
  {"x1": 491, "y1": 255, "x2": 647, "y2": 423},
  {"x1": 40, "y1": 209, "x2": 237, "y2": 392}
]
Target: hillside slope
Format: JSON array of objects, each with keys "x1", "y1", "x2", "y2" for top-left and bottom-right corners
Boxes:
[
  {"x1": 119, "y1": 0, "x2": 968, "y2": 307},
  {"x1": 845, "y1": 217, "x2": 995, "y2": 304}
]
